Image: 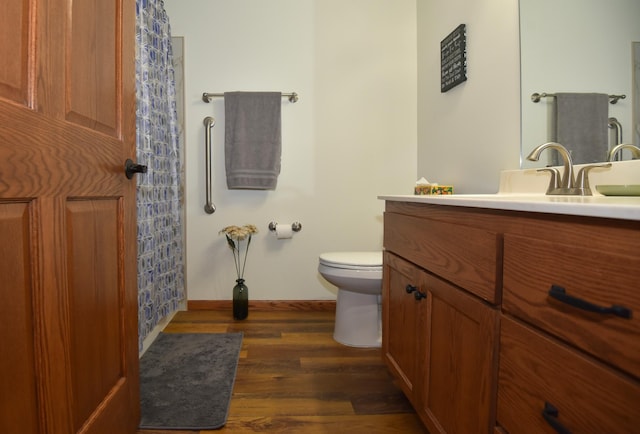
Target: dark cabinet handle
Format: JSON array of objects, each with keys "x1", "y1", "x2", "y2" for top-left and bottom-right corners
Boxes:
[
  {"x1": 405, "y1": 284, "x2": 426, "y2": 300},
  {"x1": 542, "y1": 402, "x2": 571, "y2": 434},
  {"x1": 124, "y1": 159, "x2": 148, "y2": 179},
  {"x1": 548, "y1": 285, "x2": 632, "y2": 319},
  {"x1": 414, "y1": 290, "x2": 427, "y2": 301}
]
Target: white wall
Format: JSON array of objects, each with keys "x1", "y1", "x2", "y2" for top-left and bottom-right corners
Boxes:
[
  {"x1": 417, "y1": 0, "x2": 521, "y2": 193},
  {"x1": 164, "y1": 0, "x2": 418, "y2": 301}
]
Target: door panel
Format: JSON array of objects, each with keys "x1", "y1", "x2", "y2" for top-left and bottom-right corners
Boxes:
[
  {"x1": 0, "y1": 202, "x2": 39, "y2": 434},
  {"x1": 68, "y1": 1, "x2": 118, "y2": 134},
  {"x1": 0, "y1": 0, "x2": 139, "y2": 432},
  {"x1": 67, "y1": 199, "x2": 123, "y2": 431},
  {"x1": 0, "y1": 0, "x2": 30, "y2": 105}
]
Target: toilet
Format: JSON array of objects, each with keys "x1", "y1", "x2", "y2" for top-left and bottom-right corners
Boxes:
[{"x1": 318, "y1": 251, "x2": 383, "y2": 348}]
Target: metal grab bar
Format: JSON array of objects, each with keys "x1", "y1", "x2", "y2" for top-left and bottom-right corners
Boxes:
[
  {"x1": 203, "y1": 116, "x2": 216, "y2": 214},
  {"x1": 608, "y1": 117, "x2": 623, "y2": 146}
]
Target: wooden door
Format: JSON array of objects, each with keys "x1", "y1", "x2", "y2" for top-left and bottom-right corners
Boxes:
[{"x1": 0, "y1": 0, "x2": 139, "y2": 433}]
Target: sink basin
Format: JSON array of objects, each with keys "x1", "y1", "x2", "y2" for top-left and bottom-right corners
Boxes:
[{"x1": 499, "y1": 159, "x2": 640, "y2": 195}]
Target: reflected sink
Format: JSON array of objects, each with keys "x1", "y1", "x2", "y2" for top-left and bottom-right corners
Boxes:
[{"x1": 595, "y1": 185, "x2": 640, "y2": 196}]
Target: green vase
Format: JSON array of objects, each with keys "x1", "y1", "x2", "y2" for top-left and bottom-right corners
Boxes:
[{"x1": 233, "y1": 278, "x2": 249, "y2": 320}]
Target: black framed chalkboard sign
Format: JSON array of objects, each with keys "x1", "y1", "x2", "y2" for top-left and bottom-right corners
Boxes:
[{"x1": 440, "y1": 24, "x2": 467, "y2": 92}]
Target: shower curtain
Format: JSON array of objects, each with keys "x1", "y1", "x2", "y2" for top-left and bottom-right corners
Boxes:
[{"x1": 135, "y1": 0, "x2": 184, "y2": 351}]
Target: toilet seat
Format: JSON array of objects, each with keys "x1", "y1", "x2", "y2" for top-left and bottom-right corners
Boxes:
[{"x1": 319, "y1": 251, "x2": 382, "y2": 271}]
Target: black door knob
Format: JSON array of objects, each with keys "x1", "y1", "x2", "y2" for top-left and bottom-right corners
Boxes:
[{"x1": 124, "y1": 159, "x2": 148, "y2": 179}]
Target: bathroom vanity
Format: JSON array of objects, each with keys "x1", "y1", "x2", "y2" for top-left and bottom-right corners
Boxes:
[{"x1": 380, "y1": 195, "x2": 640, "y2": 434}]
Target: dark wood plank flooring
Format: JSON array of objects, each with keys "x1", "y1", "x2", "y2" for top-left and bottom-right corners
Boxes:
[{"x1": 137, "y1": 309, "x2": 427, "y2": 433}]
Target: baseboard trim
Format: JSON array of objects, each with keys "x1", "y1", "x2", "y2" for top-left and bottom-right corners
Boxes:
[{"x1": 187, "y1": 300, "x2": 336, "y2": 312}]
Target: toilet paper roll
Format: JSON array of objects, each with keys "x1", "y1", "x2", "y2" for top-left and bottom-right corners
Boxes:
[{"x1": 275, "y1": 224, "x2": 293, "y2": 239}]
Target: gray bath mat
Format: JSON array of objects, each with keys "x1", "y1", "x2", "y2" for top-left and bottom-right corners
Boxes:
[{"x1": 139, "y1": 332, "x2": 243, "y2": 430}]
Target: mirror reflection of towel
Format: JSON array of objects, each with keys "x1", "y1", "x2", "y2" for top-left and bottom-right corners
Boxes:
[
  {"x1": 553, "y1": 93, "x2": 609, "y2": 165},
  {"x1": 224, "y1": 92, "x2": 282, "y2": 190}
]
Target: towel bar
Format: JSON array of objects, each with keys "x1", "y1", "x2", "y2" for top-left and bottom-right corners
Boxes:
[
  {"x1": 203, "y1": 116, "x2": 216, "y2": 214},
  {"x1": 531, "y1": 92, "x2": 626, "y2": 104},
  {"x1": 202, "y1": 92, "x2": 298, "y2": 103}
]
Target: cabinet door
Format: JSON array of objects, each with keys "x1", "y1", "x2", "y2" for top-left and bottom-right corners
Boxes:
[
  {"x1": 382, "y1": 252, "x2": 428, "y2": 403},
  {"x1": 420, "y1": 274, "x2": 500, "y2": 434}
]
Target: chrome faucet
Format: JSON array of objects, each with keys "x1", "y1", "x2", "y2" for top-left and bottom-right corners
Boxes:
[
  {"x1": 526, "y1": 142, "x2": 575, "y2": 192},
  {"x1": 526, "y1": 142, "x2": 611, "y2": 196},
  {"x1": 606, "y1": 143, "x2": 640, "y2": 162}
]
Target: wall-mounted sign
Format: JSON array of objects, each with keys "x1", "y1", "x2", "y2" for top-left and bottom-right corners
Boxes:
[{"x1": 440, "y1": 24, "x2": 467, "y2": 92}]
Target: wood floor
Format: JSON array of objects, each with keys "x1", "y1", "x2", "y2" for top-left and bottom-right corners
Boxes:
[{"x1": 137, "y1": 309, "x2": 427, "y2": 434}]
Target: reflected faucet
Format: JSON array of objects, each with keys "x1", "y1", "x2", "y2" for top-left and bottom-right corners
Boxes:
[
  {"x1": 606, "y1": 143, "x2": 640, "y2": 162},
  {"x1": 526, "y1": 142, "x2": 611, "y2": 196}
]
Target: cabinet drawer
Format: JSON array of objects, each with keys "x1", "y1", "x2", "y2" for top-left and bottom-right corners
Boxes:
[
  {"x1": 384, "y1": 212, "x2": 500, "y2": 303},
  {"x1": 503, "y1": 234, "x2": 640, "y2": 379},
  {"x1": 497, "y1": 317, "x2": 640, "y2": 434}
]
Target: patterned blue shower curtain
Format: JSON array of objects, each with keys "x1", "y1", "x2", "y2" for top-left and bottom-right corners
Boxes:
[{"x1": 135, "y1": 0, "x2": 184, "y2": 351}]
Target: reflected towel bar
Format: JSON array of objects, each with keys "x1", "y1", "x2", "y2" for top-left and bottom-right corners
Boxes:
[
  {"x1": 203, "y1": 116, "x2": 216, "y2": 214},
  {"x1": 531, "y1": 92, "x2": 626, "y2": 104},
  {"x1": 202, "y1": 92, "x2": 299, "y2": 103}
]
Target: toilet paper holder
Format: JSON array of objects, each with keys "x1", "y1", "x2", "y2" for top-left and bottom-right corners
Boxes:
[{"x1": 268, "y1": 221, "x2": 302, "y2": 232}]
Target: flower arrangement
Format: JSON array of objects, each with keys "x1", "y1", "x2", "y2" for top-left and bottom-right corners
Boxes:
[{"x1": 219, "y1": 224, "x2": 258, "y2": 281}]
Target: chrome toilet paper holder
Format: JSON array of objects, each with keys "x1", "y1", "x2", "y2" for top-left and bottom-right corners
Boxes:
[{"x1": 268, "y1": 221, "x2": 302, "y2": 232}]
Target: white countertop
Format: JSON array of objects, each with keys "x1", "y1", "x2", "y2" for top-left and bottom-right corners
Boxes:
[{"x1": 378, "y1": 194, "x2": 640, "y2": 221}]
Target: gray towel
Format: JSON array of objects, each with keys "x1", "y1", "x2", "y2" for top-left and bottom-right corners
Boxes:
[
  {"x1": 224, "y1": 91, "x2": 282, "y2": 190},
  {"x1": 552, "y1": 93, "x2": 609, "y2": 165}
]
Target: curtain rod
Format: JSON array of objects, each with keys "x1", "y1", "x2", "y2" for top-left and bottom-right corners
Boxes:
[
  {"x1": 531, "y1": 92, "x2": 626, "y2": 104},
  {"x1": 202, "y1": 92, "x2": 299, "y2": 103}
]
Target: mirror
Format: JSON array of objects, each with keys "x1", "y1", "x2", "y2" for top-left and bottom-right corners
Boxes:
[{"x1": 520, "y1": 0, "x2": 640, "y2": 168}]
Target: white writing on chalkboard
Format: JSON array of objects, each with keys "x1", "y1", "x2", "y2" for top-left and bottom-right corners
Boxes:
[{"x1": 441, "y1": 24, "x2": 467, "y2": 92}]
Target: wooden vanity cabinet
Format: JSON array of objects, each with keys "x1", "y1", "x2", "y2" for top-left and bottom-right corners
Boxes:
[
  {"x1": 383, "y1": 203, "x2": 501, "y2": 433},
  {"x1": 382, "y1": 200, "x2": 640, "y2": 434}
]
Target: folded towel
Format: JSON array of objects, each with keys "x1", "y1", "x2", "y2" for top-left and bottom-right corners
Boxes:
[
  {"x1": 553, "y1": 93, "x2": 609, "y2": 165},
  {"x1": 224, "y1": 92, "x2": 282, "y2": 189}
]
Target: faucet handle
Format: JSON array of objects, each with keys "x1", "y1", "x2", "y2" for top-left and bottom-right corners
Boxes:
[
  {"x1": 575, "y1": 163, "x2": 612, "y2": 195},
  {"x1": 537, "y1": 167, "x2": 561, "y2": 194}
]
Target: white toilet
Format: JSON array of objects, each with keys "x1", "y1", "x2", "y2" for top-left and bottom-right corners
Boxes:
[{"x1": 318, "y1": 251, "x2": 383, "y2": 348}]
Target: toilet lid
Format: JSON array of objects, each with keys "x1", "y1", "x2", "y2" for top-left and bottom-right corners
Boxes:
[{"x1": 319, "y1": 251, "x2": 382, "y2": 269}]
